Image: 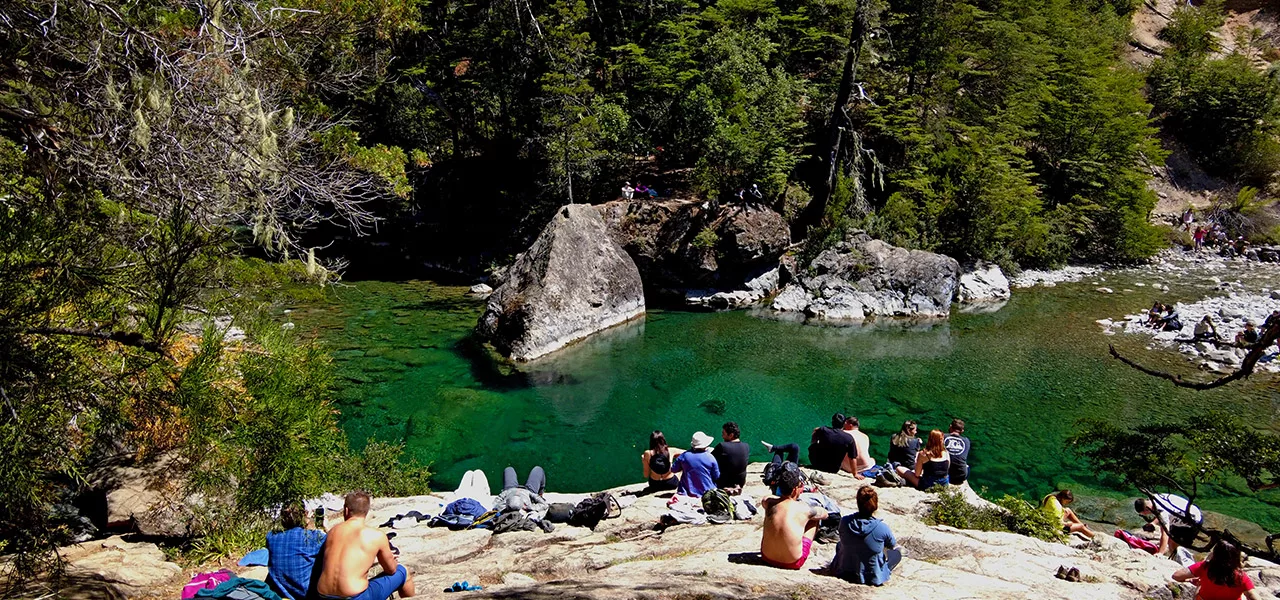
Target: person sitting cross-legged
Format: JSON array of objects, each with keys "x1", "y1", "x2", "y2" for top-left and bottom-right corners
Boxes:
[
  {"x1": 760, "y1": 464, "x2": 827, "y2": 570},
  {"x1": 312, "y1": 492, "x2": 416, "y2": 600},
  {"x1": 833, "y1": 486, "x2": 902, "y2": 586}
]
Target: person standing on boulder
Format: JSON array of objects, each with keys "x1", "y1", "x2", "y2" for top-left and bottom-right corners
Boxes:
[
  {"x1": 712, "y1": 422, "x2": 750, "y2": 494},
  {"x1": 761, "y1": 466, "x2": 827, "y2": 570},
  {"x1": 312, "y1": 492, "x2": 416, "y2": 600},
  {"x1": 672, "y1": 431, "x2": 720, "y2": 498},
  {"x1": 944, "y1": 419, "x2": 971, "y2": 486}
]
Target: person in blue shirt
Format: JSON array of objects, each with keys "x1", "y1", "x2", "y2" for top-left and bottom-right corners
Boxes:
[
  {"x1": 833, "y1": 486, "x2": 902, "y2": 586},
  {"x1": 672, "y1": 431, "x2": 720, "y2": 498},
  {"x1": 266, "y1": 503, "x2": 325, "y2": 600}
]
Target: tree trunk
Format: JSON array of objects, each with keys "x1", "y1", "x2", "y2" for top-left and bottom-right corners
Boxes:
[{"x1": 798, "y1": 0, "x2": 872, "y2": 238}]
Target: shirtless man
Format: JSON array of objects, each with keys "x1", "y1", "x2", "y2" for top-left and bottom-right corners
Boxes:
[
  {"x1": 844, "y1": 417, "x2": 875, "y2": 474},
  {"x1": 313, "y1": 492, "x2": 415, "y2": 600},
  {"x1": 761, "y1": 467, "x2": 828, "y2": 570}
]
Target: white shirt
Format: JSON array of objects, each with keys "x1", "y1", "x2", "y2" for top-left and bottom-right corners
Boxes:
[{"x1": 1153, "y1": 493, "x2": 1203, "y2": 529}]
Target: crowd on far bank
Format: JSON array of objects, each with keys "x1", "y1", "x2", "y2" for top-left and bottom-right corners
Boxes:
[{"x1": 190, "y1": 413, "x2": 1260, "y2": 600}]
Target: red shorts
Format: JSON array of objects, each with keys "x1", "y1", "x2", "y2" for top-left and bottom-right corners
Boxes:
[{"x1": 764, "y1": 537, "x2": 812, "y2": 570}]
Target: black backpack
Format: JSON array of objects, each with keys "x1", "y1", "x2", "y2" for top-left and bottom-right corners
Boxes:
[
  {"x1": 489, "y1": 511, "x2": 538, "y2": 534},
  {"x1": 567, "y1": 492, "x2": 622, "y2": 530},
  {"x1": 545, "y1": 502, "x2": 576, "y2": 523}
]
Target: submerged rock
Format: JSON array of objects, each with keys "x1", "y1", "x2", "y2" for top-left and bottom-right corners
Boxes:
[
  {"x1": 476, "y1": 204, "x2": 645, "y2": 361},
  {"x1": 771, "y1": 232, "x2": 960, "y2": 321}
]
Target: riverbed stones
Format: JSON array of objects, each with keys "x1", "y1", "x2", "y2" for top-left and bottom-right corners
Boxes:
[
  {"x1": 476, "y1": 204, "x2": 645, "y2": 361},
  {"x1": 957, "y1": 261, "x2": 1011, "y2": 304},
  {"x1": 770, "y1": 232, "x2": 961, "y2": 321}
]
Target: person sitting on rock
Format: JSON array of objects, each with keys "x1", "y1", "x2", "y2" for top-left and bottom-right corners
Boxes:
[
  {"x1": 833, "y1": 486, "x2": 901, "y2": 585},
  {"x1": 1236, "y1": 321, "x2": 1261, "y2": 346},
  {"x1": 495, "y1": 466, "x2": 549, "y2": 521},
  {"x1": 1194, "y1": 315, "x2": 1220, "y2": 341},
  {"x1": 621, "y1": 182, "x2": 634, "y2": 200},
  {"x1": 1135, "y1": 493, "x2": 1203, "y2": 558},
  {"x1": 900, "y1": 430, "x2": 950, "y2": 490},
  {"x1": 672, "y1": 431, "x2": 720, "y2": 498},
  {"x1": 1172, "y1": 540, "x2": 1262, "y2": 600},
  {"x1": 943, "y1": 419, "x2": 971, "y2": 486},
  {"x1": 844, "y1": 416, "x2": 876, "y2": 475},
  {"x1": 712, "y1": 421, "x2": 750, "y2": 495},
  {"x1": 886, "y1": 420, "x2": 921, "y2": 472},
  {"x1": 266, "y1": 502, "x2": 325, "y2": 600},
  {"x1": 1040, "y1": 489, "x2": 1095, "y2": 539},
  {"x1": 806, "y1": 413, "x2": 860, "y2": 476},
  {"x1": 641, "y1": 430, "x2": 683, "y2": 493},
  {"x1": 1158, "y1": 305, "x2": 1183, "y2": 332},
  {"x1": 1147, "y1": 302, "x2": 1166, "y2": 327},
  {"x1": 760, "y1": 465, "x2": 827, "y2": 570},
  {"x1": 312, "y1": 492, "x2": 416, "y2": 600}
]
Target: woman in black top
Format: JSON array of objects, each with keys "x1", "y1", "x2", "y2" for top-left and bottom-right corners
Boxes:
[
  {"x1": 641, "y1": 431, "x2": 684, "y2": 492},
  {"x1": 887, "y1": 420, "x2": 921, "y2": 470}
]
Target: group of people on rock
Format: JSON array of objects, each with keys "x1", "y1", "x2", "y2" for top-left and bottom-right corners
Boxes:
[
  {"x1": 637, "y1": 415, "x2": 973, "y2": 585},
  {"x1": 1183, "y1": 207, "x2": 1255, "y2": 258},
  {"x1": 1148, "y1": 302, "x2": 1278, "y2": 350},
  {"x1": 620, "y1": 181, "x2": 660, "y2": 200}
]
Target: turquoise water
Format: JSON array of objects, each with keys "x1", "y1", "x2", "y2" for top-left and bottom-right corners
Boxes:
[{"x1": 287, "y1": 271, "x2": 1280, "y2": 529}]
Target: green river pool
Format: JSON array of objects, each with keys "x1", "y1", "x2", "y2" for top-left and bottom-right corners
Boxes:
[{"x1": 284, "y1": 264, "x2": 1280, "y2": 530}]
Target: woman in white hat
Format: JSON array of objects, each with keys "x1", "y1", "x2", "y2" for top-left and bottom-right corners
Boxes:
[{"x1": 672, "y1": 431, "x2": 721, "y2": 498}]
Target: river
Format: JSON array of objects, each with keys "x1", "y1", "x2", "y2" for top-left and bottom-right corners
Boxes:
[{"x1": 285, "y1": 259, "x2": 1280, "y2": 530}]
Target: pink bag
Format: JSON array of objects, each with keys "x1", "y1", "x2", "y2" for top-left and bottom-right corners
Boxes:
[
  {"x1": 181, "y1": 569, "x2": 234, "y2": 599},
  {"x1": 1114, "y1": 529, "x2": 1159, "y2": 554}
]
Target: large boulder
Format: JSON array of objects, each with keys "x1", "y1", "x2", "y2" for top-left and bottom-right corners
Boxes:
[
  {"x1": 477, "y1": 204, "x2": 645, "y2": 361},
  {"x1": 957, "y1": 261, "x2": 1011, "y2": 304},
  {"x1": 597, "y1": 199, "x2": 790, "y2": 294},
  {"x1": 771, "y1": 232, "x2": 961, "y2": 321},
  {"x1": 89, "y1": 453, "x2": 201, "y2": 538}
]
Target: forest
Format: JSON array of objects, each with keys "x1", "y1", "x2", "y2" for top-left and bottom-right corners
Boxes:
[{"x1": 2, "y1": 0, "x2": 1279, "y2": 584}]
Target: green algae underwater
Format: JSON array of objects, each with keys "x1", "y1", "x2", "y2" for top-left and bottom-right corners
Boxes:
[{"x1": 285, "y1": 271, "x2": 1280, "y2": 531}]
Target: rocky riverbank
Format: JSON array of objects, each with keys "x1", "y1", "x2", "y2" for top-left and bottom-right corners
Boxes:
[{"x1": 34, "y1": 463, "x2": 1280, "y2": 600}]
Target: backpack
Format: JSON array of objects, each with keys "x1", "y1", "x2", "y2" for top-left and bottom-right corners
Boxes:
[
  {"x1": 568, "y1": 492, "x2": 622, "y2": 530},
  {"x1": 701, "y1": 489, "x2": 735, "y2": 524},
  {"x1": 545, "y1": 502, "x2": 576, "y2": 523},
  {"x1": 467, "y1": 509, "x2": 500, "y2": 530}
]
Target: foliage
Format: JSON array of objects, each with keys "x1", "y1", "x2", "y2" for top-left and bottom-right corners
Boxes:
[
  {"x1": 924, "y1": 486, "x2": 1066, "y2": 543},
  {"x1": 339, "y1": 440, "x2": 434, "y2": 498},
  {"x1": 692, "y1": 227, "x2": 721, "y2": 250},
  {"x1": 1070, "y1": 413, "x2": 1280, "y2": 498},
  {"x1": 1149, "y1": 1, "x2": 1280, "y2": 186}
]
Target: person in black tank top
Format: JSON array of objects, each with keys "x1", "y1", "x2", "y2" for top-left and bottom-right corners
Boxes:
[{"x1": 641, "y1": 431, "x2": 683, "y2": 493}]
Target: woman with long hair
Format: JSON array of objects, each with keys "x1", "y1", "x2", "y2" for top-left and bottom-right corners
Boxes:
[
  {"x1": 887, "y1": 420, "x2": 920, "y2": 471},
  {"x1": 900, "y1": 430, "x2": 949, "y2": 491},
  {"x1": 641, "y1": 430, "x2": 684, "y2": 493},
  {"x1": 1172, "y1": 539, "x2": 1261, "y2": 599}
]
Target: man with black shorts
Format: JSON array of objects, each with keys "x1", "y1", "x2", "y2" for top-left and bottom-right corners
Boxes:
[
  {"x1": 712, "y1": 421, "x2": 751, "y2": 494},
  {"x1": 1135, "y1": 494, "x2": 1203, "y2": 558},
  {"x1": 808, "y1": 413, "x2": 859, "y2": 475}
]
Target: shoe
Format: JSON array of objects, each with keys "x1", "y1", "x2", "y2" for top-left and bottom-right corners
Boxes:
[
  {"x1": 761, "y1": 440, "x2": 774, "y2": 453},
  {"x1": 1055, "y1": 566, "x2": 1068, "y2": 580},
  {"x1": 1067, "y1": 567, "x2": 1081, "y2": 583},
  {"x1": 874, "y1": 473, "x2": 900, "y2": 488}
]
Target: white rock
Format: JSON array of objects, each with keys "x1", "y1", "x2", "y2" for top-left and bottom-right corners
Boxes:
[
  {"x1": 469, "y1": 283, "x2": 494, "y2": 295},
  {"x1": 1097, "y1": 287, "x2": 1113, "y2": 294},
  {"x1": 957, "y1": 262, "x2": 1011, "y2": 304}
]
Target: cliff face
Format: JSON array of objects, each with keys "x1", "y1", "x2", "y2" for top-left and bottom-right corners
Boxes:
[{"x1": 48, "y1": 462, "x2": 1280, "y2": 600}]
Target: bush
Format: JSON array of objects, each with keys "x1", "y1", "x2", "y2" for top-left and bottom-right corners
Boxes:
[
  {"x1": 925, "y1": 487, "x2": 1066, "y2": 543},
  {"x1": 692, "y1": 227, "x2": 720, "y2": 250}
]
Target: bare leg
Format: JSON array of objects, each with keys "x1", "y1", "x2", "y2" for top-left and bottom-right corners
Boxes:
[
  {"x1": 1063, "y1": 508, "x2": 1095, "y2": 538},
  {"x1": 898, "y1": 467, "x2": 920, "y2": 488},
  {"x1": 1068, "y1": 522, "x2": 1095, "y2": 538},
  {"x1": 398, "y1": 568, "x2": 416, "y2": 598}
]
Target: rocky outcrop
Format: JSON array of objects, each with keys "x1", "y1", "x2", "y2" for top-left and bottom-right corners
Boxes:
[
  {"x1": 598, "y1": 199, "x2": 790, "y2": 300},
  {"x1": 957, "y1": 261, "x2": 1011, "y2": 304},
  {"x1": 771, "y1": 233, "x2": 961, "y2": 321},
  {"x1": 60, "y1": 535, "x2": 184, "y2": 596},
  {"x1": 89, "y1": 453, "x2": 200, "y2": 538},
  {"x1": 476, "y1": 204, "x2": 645, "y2": 361}
]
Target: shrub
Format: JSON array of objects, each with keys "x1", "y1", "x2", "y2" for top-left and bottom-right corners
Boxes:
[
  {"x1": 692, "y1": 227, "x2": 720, "y2": 250},
  {"x1": 925, "y1": 487, "x2": 1065, "y2": 543}
]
